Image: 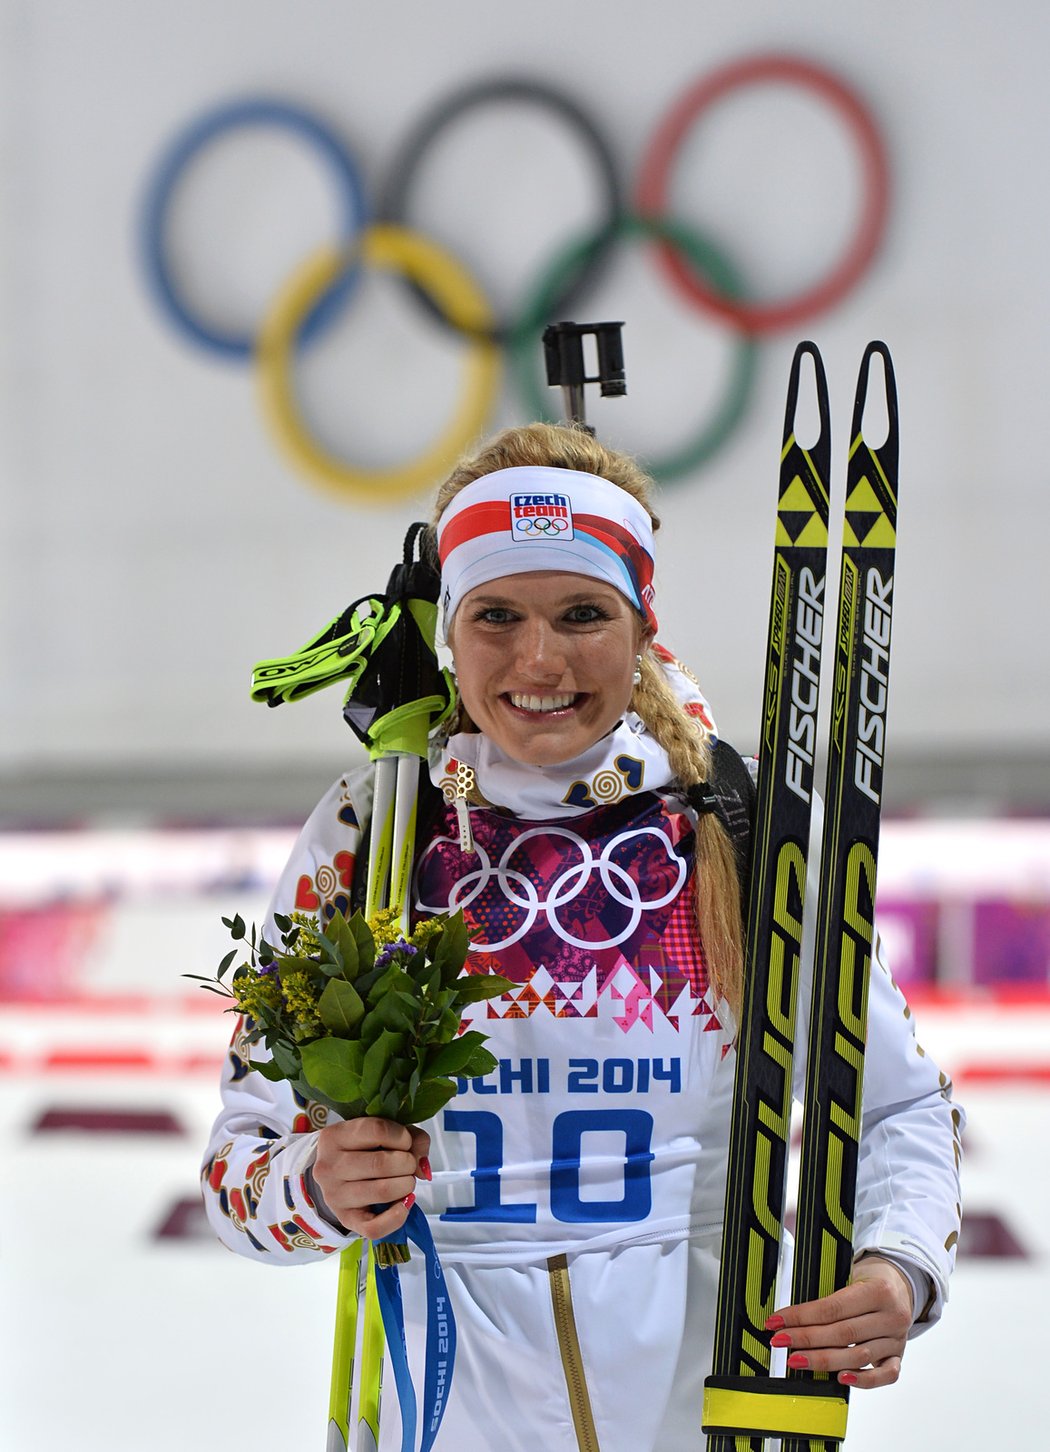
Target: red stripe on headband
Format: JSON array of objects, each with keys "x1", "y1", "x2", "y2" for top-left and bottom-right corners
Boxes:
[
  {"x1": 575, "y1": 513, "x2": 656, "y2": 623},
  {"x1": 438, "y1": 499, "x2": 512, "y2": 563}
]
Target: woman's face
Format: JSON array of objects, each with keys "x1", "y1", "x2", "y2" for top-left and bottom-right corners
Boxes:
[{"x1": 449, "y1": 571, "x2": 652, "y2": 767}]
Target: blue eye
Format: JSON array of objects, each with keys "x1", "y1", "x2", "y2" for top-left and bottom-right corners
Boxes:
[{"x1": 566, "y1": 604, "x2": 610, "y2": 624}]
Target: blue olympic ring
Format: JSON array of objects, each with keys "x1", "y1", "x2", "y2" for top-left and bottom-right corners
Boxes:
[{"x1": 140, "y1": 96, "x2": 369, "y2": 360}]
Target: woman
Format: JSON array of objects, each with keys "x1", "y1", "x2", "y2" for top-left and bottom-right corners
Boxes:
[{"x1": 203, "y1": 423, "x2": 962, "y2": 1450}]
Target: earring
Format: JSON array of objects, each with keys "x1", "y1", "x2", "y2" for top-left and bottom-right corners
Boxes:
[{"x1": 632, "y1": 654, "x2": 643, "y2": 687}]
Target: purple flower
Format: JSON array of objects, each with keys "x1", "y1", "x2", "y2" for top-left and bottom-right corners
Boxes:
[{"x1": 375, "y1": 939, "x2": 417, "y2": 971}]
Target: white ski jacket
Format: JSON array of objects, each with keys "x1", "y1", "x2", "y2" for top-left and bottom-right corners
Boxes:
[{"x1": 202, "y1": 760, "x2": 963, "y2": 1451}]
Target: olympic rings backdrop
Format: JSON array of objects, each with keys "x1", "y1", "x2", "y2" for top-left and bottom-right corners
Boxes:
[{"x1": 139, "y1": 57, "x2": 891, "y2": 505}]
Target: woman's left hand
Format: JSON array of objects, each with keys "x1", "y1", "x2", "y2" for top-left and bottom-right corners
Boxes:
[{"x1": 765, "y1": 1255, "x2": 914, "y2": 1388}]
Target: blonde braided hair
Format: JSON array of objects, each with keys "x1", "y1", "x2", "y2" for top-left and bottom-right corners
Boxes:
[{"x1": 430, "y1": 422, "x2": 744, "y2": 1011}]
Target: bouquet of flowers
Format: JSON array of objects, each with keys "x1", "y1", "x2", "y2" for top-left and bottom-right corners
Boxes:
[
  {"x1": 191, "y1": 904, "x2": 511, "y2": 1260},
  {"x1": 196, "y1": 904, "x2": 510, "y2": 1120}
]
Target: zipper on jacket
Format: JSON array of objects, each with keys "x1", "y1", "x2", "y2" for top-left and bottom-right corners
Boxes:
[{"x1": 547, "y1": 1254, "x2": 602, "y2": 1452}]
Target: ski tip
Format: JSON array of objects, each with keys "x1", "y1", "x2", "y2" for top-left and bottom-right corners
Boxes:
[
  {"x1": 851, "y1": 341, "x2": 898, "y2": 456},
  {"x1": 782, "y1": 341, "x2": 830, "y2": 460}
]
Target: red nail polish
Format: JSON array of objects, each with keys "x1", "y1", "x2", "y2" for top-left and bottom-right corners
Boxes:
[
  {"x1": 840, "y1": 1373, "x2": 858, "y2": 1386},
  {"x1": 770, "y1": 1332, "x2": 792, "y2": 1349},
  {"x1": 419, "y1": 1157, "x2": 433, "y2": 1182},
  {"x1": 787, "y1": 1353, "x2": 809, "y2": 1370},
  {"x1": 765, "y1": 1314, "x2": 786, "y2": 1331},
  {"x1": 403, "y1": 1192, "x2": 416, "y2": 1210}
]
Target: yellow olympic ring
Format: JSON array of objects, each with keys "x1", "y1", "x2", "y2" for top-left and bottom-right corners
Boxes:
[{"x1": 256, "y1": 224, "x2": 501, "y2": 505}]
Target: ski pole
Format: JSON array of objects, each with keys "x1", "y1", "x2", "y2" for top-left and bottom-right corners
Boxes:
[{"x1": 321, "y1": 525, "x2": 455, "y2": 1452}]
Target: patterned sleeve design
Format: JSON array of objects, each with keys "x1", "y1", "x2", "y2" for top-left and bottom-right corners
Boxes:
[{"x1": 200, "y1": 769, "x2": 374, "y2": 1265}]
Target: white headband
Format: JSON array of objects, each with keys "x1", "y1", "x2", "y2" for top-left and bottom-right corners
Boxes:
[{"x1": 436, "y1": 466, "x2": 657, "y2": 630}]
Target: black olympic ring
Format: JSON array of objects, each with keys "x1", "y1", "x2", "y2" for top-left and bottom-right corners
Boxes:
[
  {"x1": 379, "y1": 76, "x2": 623, "y2": 346},
  {"x1": 139, "y1": 58, "x2": 891, "y2": 494}
]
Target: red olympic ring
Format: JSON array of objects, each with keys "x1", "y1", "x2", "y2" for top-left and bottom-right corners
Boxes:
[{"x1": 636, "y1": 54, "x2": 890, "y2": 334}]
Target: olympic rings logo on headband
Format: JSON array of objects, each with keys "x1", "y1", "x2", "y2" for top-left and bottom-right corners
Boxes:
[
  {"x1": 139, "y1": 59, "x2": 891, "y2": 505},
  {"x1": 514, "y1": 516, "x2": 572, "y2": 536}
]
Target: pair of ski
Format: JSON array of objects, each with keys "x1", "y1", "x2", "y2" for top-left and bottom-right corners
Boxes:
[{"x1": 702, "y1": 340, "x2": 899, "y2": 1452}]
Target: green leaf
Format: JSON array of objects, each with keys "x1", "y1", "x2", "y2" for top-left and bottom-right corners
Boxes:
[
  {"x1": 276, "y1": 954, "x2": 324, "y2": 978},
  {"x1": 426, "y1": 1030, "x2": 490, "y2": 1078},
  {"x1": 346, "y1": 912, "x2": 376, "y2": 974},
  {"x1": 316, "y1": 934, "x2": 344, "y2": 974},
  {"x1": 300, "y1": 1038, "x2": 365, "y2": 1103},
  {"x1": 409, "y1": 1078, "x2": 460, "y2": 1121},
  {"x1": 361, "y1": 1029, "x2": 406, "y2": 1102},
  {"x1": 366, "y1": 963, "x2": 403, "y2": 1005},
  {"x1": 453, "y1": 972, "x2": 515, "y2": 1003},
  {"x1": 433, "y1": 1007, "x2": 460, "y2": 1043},
  {"x1": 430, "y1": 911, "x2": 470, "y2": 986},
  {"x1": 217, "y1": 949, "x2": 239, "y2": 978},
  {"x1": 273, "y1": 912, "x2": 293, "y2": 935},
  {"x1": 318, "y1": 976, "x2": 365, "y2": 1035},
  {"x1": 271, "y1": 1041, "x2": 302, "y2": 1078},
  {"x1": 231, "y1": 914, "x2": 246, "y2": 941},
  {"x1": 372, "y1": 991, "x2": 417, "y2": 1035},
  {"x1": 324, "y1": 910, "x2": 360, "y2": 980},
  {"x1": 461, "y1": 1046, "x2": 499, "y2": 1079},
  {"x1": 251, "y1": 1059, "x2": 286, "y2": 1083}
]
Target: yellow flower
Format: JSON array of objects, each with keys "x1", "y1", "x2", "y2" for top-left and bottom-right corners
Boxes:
[
  {"x1": 233, "y1": 971, "x2": 282, "y2": 1022},
  {"x1": 410, "y1": 916, "x2": 443, "y2": 948},
  {"x1": 281, "y1": 969, "x2": 323, "y2": 1042},
  {"x1": 367, "y1": 906, "x2": 403, "y2": 948},
  {"x1": 287, "y1": 910, "x2": 322, "y2": 956}
]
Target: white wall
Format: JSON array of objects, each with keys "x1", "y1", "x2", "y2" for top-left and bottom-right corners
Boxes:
[{"x1": 2, "y1": 0, "x2": 1048, "y2": 783}]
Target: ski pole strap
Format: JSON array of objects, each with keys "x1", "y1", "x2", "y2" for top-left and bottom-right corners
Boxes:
[
  {"x1": 250, "y1": 595, "x2": 400, "y2": 706},
  {"x1": 702, "y1": 1375, "x2": 849, "y2": 1441},
  {"x1": 373, "y1": 1204, "x2": 457, "y2": 1452}
]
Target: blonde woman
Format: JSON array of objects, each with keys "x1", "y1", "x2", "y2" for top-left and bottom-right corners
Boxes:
[{"x1": 203, "y1": 424, "x2": 962, "y2": 1451}]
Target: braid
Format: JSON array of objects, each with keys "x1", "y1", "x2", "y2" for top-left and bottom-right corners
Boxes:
[{"x1": 631, "y1": 653, "x2": 745, "y2": 1014}]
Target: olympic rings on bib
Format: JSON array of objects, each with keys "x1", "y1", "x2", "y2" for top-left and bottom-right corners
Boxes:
[
  {"x1": 256, "y1": 224, "x2": 501, "y2": 504},
  {"x1": 141, "y1": 97, "x2": 369, "y2": 359},
  {"x1": 511, "y1": 214, "x2": 758, "y2": 482},
  {"x1": 380, "y1": 76, "x2": 623, "y2": 345},
  {"x1": 415, "y1": 822, "x2": 686, "y2": 954},
  {"x1": 636, "y1": 54, "x2": 890, "y2": 334},
  {"x1": 140, "y1": 59, "x2": 892, "y2": 498}
]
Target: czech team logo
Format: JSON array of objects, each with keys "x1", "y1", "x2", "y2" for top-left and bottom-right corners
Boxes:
[{"x1": 510, "y1": 492, "x2": 574, "y2": 540}]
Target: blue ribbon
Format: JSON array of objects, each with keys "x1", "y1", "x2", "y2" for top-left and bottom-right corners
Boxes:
[{"x1": 374, "y1": 1205, "x2": 456, "y2": 1452}]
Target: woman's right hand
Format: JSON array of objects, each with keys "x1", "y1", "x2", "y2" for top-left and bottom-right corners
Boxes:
[{"x1": 311, "y1": 1117, "x2": 431, "y2": 1240}]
